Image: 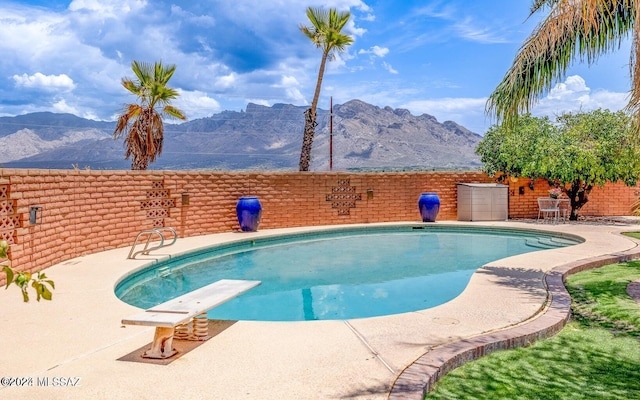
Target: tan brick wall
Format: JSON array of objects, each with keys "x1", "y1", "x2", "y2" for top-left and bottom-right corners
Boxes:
[{"x1": 0, "y1": 169, "x2": 637, "y2": 277}]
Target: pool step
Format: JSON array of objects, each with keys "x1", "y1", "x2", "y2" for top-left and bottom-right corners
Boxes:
[{"x1": 526, "y1": 237, "x2": 572, "y2": 249}]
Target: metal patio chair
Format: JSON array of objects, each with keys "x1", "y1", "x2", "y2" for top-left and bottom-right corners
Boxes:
[{"x1": 537, "y1": 198, "x2": 560, "y2": 224}]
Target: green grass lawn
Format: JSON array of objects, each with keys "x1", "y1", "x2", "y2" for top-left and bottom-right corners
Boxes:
[
  {"x1": 622, "y1": 232, "x2": 640, "y2": 241},
  {"x1": 424, "y1": 261, "x2": 640, "y2": 400}
]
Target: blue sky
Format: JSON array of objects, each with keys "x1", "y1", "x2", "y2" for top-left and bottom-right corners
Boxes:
[{"x1": 0, "y1": 0, "x2": 632, "y2": 134}]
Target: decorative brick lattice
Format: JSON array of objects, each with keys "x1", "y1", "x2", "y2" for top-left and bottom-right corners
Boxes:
[
  {"x1": 140, "y1": 199, "x2": 175, "y2": 210},
  {"x1": 147, "y1": 209, "x2": 169, "y2": 219},
  {"x1": 0, "y1": 215, "x2": 19, "y2": 231},
  {"x1": 0, "y1": 231, "x2": 13, "y2": 242},
  {"x1": 1, "y1": 200, "x2": 16, "y2": 216},
  {"x1": 326, "y1": 179, "x2": 362, "y2": 216},
  {"x1": 141, "y1": 180, "x2": 175, "y2": 227},
  {"x1": 0, "y1": 185, "x2": 18, "y2": 244},
  {"x1": 146, "y1": 189, "x2": 169, "y2": 199}
]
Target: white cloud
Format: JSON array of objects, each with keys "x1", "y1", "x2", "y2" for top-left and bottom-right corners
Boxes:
[
  {"x1": 546, "y1": 75, "x2": 590, "y2": 101},
  {"x1": 13, "y1": 73, "x2": 76, "y2": 92},
  {"x1": 277, "y1": 76, "x2": 307, "y2": 104},
  {"x1": 52, "y1": 98, "x2": 79, "y2": 114},
  {"x1": 453, "y1": 17, "x2": 508, "y2": 44},
  {"x1": 413, "y1": 4, "x2": 509, "y2": 44},
  {"x1": 246, "y1": 98, "x2": 271, "y2": 107},
  {"x1": 280, "y1": 76, "x2": 300, "y2": 87},
  {"x1": 285, "y1": 87, "x2": 307, "y2": 104},
  {"x1": 372, "y1": 46, "x2": 389, "y2": 57},
  {"x1": 325, "y1": 53, "x2": 349, "y2": 72},
  {"x1": 382, "y1": 62, "x2": 398, "y2": 74},
  {"x1": 0, "y1": 10, "x2": 68, "y2": 62},
  {"x1": 170, "y1": 5, "x2": 215, "y2": 26},
  {"x1": 346, "y1": 18, "x2": 367, "y2": 37},
  {"x1": 211, "y1": 72, "x2": 237, "y2": 90},
  {"x1": 360, "y1": 13, "x2": 375, "y2": 22},
  {"x1": 359, "y1": 45, "x2": 389, "y2": 57},
  {"x1": 173, "y1": 89, "x2": 221, "y2": 119},
  {"x1": 0, "y1": 3, "x2": 128, "y2": 97},
  {"x1": 320, "y1": 0, "x2": 371, "y2": 12},
  {"x1": 68, "y1": 0, "x2": 147, "y2": 15},
  {"x1": 532, "y1": 75, "x2": 628, "y2": 117},
  {"x1": 414, "y1": 3, "x2": 455, "y2": 19}
]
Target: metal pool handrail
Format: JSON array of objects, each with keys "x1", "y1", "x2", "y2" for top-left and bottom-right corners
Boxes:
[{"x1": 127, "y1": 227, "x2": 177, "y2": 259}]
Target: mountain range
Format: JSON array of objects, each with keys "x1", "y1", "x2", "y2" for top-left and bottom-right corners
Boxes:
[{"x1": 0, "y1": 100, "x2": 483, "y2": 171}]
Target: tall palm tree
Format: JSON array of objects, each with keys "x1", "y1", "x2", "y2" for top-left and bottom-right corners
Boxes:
[
  {"x1": 487, "y1": 0, "x2": 636, "y2": 127},
  {"x1": 299, "y1": 7, "x2": 353, "y2": 171},
  {"x1": 114, "y1": 61, "x2": 187, "y2": 170}
]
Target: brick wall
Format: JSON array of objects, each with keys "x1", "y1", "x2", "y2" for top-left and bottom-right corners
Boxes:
[
  {"x1": 504, "y1": 177, "x2": 640, "y2": 218},
  {"x1": 0, "y1": 169, "x2": 637, "y2": 276}
]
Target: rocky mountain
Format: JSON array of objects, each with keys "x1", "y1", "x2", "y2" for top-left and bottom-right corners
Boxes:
[{"x1": 0, "y1": 100, "x2": 482, "y2": 170}]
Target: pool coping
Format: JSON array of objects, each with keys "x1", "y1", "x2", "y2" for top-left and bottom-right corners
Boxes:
[{"x1": 388, "y1": 247, "x2": 640, "y2": 399}]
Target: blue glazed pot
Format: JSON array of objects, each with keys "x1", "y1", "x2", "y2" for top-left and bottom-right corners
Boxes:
[
  {"x1": 236, "y1": 196, "x2": 262, "y2": 232},
  {"x1": 418, "y1": 192, "x2": 440, "y2": 222}
]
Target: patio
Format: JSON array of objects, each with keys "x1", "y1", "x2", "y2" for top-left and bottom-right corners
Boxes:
[{"x1": 1, "y1": 220, "x2": 639, "y2": 400}]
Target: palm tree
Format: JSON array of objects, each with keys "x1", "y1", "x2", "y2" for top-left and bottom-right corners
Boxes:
[
  {"x1": 298, "y1": 7, "x2": 353, "y2": 171},
  {"x1": 114, "y1": 61, "x2": 187, "y2": 170},
  {"x1": 487, "y1": 0, "x2": 636, "y2": 127}
]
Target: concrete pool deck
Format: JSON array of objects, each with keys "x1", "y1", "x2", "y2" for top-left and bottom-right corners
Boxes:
[{"x1": 1, "y1": 220, "x2": 639, "y2": 400}]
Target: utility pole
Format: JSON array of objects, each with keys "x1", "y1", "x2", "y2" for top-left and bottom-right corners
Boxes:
[{"x1": 329, "y1": 97, "x2": 333, "y2": 171}]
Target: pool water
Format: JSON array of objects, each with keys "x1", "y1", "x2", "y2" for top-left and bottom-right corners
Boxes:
[{"x1": 115, "y1": 226, "x2": 581, "y2": 321}]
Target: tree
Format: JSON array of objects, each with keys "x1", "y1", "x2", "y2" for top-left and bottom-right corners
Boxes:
[
  {"x1": 1, "y1": 240, "x2": 54, "y2": 302},
  {"x1": 114, "y1": 61, "x2": 187, "y2": 170},
  {"x1": 476, "y1": 114, "x2": 555, "y2": 179},
  {"x1": 476, "y1": 109, "x2": 640, "y2": 220},
  {"x1": 486, "y1": 1, "x2": 638, "y2": 128},
  {"x1": 298, "y1": 7, "x2": 353, "y2": 171}
]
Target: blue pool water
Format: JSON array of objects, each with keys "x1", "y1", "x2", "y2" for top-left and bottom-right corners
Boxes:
[{"x1": 115, "y1": 225, "x2": 582, "y2": 321}]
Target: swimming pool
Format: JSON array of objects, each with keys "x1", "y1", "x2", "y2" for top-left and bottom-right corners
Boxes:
[{"x1": 115, "y1": 225, "x2": 583, "y2": 321}]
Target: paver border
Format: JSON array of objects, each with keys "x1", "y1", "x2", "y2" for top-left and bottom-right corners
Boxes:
[
  {"x1": 388, "y1": 248, "x2": 640, "y2": 399},
  {"x1": 629, "y1": 280, "x2": 640, "y2": 303}
]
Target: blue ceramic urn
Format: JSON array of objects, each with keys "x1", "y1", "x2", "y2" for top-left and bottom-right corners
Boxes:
[
  {"x1": 418, "y1": 192, "x2": 440, "y2": 222},
  {"x1": 236, "y1": 196, "x2": 262, "y2": 232}
]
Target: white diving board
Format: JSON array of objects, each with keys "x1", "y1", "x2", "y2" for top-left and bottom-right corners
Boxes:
[{"x1": 122, "y1": 279, "x2": 261, "y2": 359}]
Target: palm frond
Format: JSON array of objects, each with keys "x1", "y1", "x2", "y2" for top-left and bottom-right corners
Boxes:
[
  {"x1": 487, "y1": 0, "x2": 634, "y2": 126},
  {"x1": 530, "y1": 0, "x2": 561, "y2": 15},
  {"x1": 300, "y1": 7, "x2": 353, "y2": 55},
  {"x1": 306, "y1": 7, "x2": 329, "y2": 32},
  {"x1": 113, "y1": 104, "x2": 142, "y2": 139},
  {"x1": 155, "y1": 62, "x2": 176, "y2": 86},
  {"x1": 163, "y1": 105, "x2": 187, "y2": 120},
  {"x1": 121, "y1": 78, "x2": 141, "y2": 96},
  {"x1": 627, "y1": 5, "x2": 640, "y2": 129}
]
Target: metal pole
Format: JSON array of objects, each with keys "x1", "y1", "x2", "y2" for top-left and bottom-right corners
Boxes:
[{"x1": 329, "y1": 97, "x2": 333, "y2": 171}]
